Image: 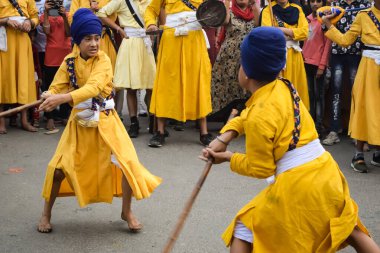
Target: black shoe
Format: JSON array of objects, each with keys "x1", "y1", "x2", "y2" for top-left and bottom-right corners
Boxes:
[
  {"x1": 148, "y1": 132, "x2": 165, "y2": 147},
  {"x1": 173, "y1": 122, "x2": 185, "y2": 131},
  {"x1": 200, "y1": 133, "x2": 214, "y2": 146},
  {"x1": 371, "y1": 153, "x2": 380, "y2": 167},
  {"x1": 351, "y1": 155, "x2": 368, "y2": 173},
  {"x1": 128, "y1": 122, "x2": 139, "y2": 138}
]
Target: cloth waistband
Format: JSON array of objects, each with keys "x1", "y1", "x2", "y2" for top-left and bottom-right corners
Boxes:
[
  {"x1": 8, "y1": 16, "x2": 26, "y2": 24},
  {"x1": 123, "y1": 27, "x2": 153, "y2": 54},
  {"x1": 363, "y1": 50, "x2": 380, "y2": 65},
  {"x1": 266, "y1": 139, "x2": 325, "y2": 184},
  {"x1": 165, "y1": 12, "x2": 210, "y2": 48},
  {"x1": 286, "y1": 40, "x2": 302, "y2": 52},
  {"x1": 74, "y1": 96, "x2": 115, "y2": 127}
]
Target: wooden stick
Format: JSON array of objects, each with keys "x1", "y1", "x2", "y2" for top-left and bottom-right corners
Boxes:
[
  {"x1": 0, "y1": 99, "x2": 44, "y2": 118},
  {"x1": 162, "y1": 160, "x2": 213, "y2": 253}
]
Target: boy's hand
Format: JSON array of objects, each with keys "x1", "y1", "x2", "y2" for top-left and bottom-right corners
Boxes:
[{"x1": 199, "y1": 148, "x2": 233, "y2": 164}]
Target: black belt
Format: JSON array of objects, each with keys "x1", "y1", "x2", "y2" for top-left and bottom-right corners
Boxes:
[{"x1": 363, "y1": 46, "x2": 380, "y2": 51}]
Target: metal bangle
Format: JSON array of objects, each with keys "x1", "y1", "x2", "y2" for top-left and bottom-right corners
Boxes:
[{"x1": 216, "y1": 136, "x2": 228, "y2": 145}]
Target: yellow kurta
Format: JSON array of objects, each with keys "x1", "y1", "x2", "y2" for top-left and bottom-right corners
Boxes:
[
  {"x1": 326, "y1": 7, "x2": 380, "y2": 145},
  {"x1": 261, "y1": 2, "x2": 310, "y2": 110},
  {"x1": 69, "y1": 0, "x2": 117, "y2": 71},
  {"x1": 41, "y1": 51, "x2": 161, "y2": 207},
  {"x1": 220, "y1": 79, "x2": 367, "y2": 252},
  {"x1": 97, "y1": 0, "x2": 156, "y2": 89},
  {"x1": 0, "y1": 0, "x2": 38, "y2": 104},
  {"x1": 145, "y1": 0, "x2": 212, "y2": 121}
]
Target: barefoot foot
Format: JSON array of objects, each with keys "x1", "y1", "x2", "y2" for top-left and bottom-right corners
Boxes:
[
  {"x1": 38, "y1": 215, "x2": 52, "y2": 233},
  {"x1": 121, "y1": 212, "x2": 143, "y2": 233},
  {"x1": 22, "y1": 122, "x2": 38, "y2": 132}
]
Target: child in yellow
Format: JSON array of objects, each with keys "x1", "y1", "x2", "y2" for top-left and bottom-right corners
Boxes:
[
  {"x1": 69, "y1": 0, "x2": 117, "y2": 70},
  {"x1": 260, "y1": 0, "x2": 310, "y2": 110},
  {"x1": 322, "y1": 2, "x2": 380, "y2": 173},
  {"x1": 96, "y1": 0, "x2": 156, "y2": 138},
  {"x1": 37, "y1": 8, "x2": 161, "y2": 233},
  {"x1": 201, "y1": 27, "x2": 380, "y2": 252},
  {"x1": 144, "y1": 0, "x2": 213, "y2": 147},
  {"x1": 0, "y1": 0, "x2": 38, "y2": 133}
]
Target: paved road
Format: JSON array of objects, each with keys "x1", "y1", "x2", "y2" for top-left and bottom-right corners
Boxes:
[{"x1": 0, "y1": 117, "x2": 379, "y2": 253}]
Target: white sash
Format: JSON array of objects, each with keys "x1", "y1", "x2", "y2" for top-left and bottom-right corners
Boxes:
[
  {"x1": 363, "y1": 44, "x2": 380, "y2": 65},
  {"x1": 286, "y1": 40, "x2": 302, "y2": 52},
  {"x1": 166, "y1": 11, "x2": 210, "y2": 48},
  {"x1": 74, "y1": 97, "x2": 115, "y2": 127},
  {"x1": 266, "y1": 139, "x2": 325, "y2": 184},
  {"x1": 124, "y1": 27, "x2": 153, "y2": 54}
]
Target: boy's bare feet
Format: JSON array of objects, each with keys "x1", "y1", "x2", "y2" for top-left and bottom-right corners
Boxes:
[
  {"x1": 121, "y1": 211, "x2": 143, "y2": 233},
  {"x1": 46, "y1": 119, "x2": 56, "y2": 131},
  {"x1": 38, "y1": 214, "x2": 52, "y2": 233},
  {"x1": 22, "y1": 122, "x2": 38, "y2": 132}
]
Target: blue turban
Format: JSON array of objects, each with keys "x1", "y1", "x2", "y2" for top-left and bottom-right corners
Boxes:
[
  {"x1": 71, "y1": 8, "x2": 102, "y2": 45},
  {"x1": 240, "y1": 27, "x2": 286, "y2": 82}
]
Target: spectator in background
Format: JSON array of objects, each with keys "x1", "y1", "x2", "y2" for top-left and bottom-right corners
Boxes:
[
  {"x1": 208, "y1": 0, "x2": 259, "y2": 124},
  {"x1": 321, "y1": 0, "x2": 371, "y2": 146},
  {"x1": 0, "y1": 0, "x2": 39, "y2": 133},
  {"x1": 302, "y1": 0, "x2": 331, "y2": 135},
  {"x1": 97, "y1": 0, "x2": 156, "y2": 139},
  {"x1": 260, "y1": 0, "x2": 310, "y2": 110},
  {"x1": 40, "y1": 0, "x2": 72, "y2": 132}
]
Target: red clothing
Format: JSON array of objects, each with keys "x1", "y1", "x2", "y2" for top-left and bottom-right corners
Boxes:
[
  {"x1": 302, "y1": 14, "x2": 332, "y2": 70},
  {"x1": 39, "y1": 14, "x2": 72, "y2": 67}
]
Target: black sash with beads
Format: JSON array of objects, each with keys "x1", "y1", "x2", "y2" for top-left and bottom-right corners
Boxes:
[
  {"x1": 8, "y1": 0, "x2": 25, "y2": 16},
  {"x1": 368, "y1": 10, "x2": 380, "y2": 31},
  {"x1": 181, "y1": 0, "x2": 197, "y2": 11},
  {"x1": 65, "y1": 57, "x2": 115, "y2": 115},
  {"x1": 279, "y1": 78, "x2": 301, "y2": 151}
]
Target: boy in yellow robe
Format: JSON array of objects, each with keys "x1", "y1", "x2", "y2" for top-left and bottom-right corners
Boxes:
[
  {"x1": 322, "y1": 1, "x2": 380, "y2": 173},
  {"x1": 37, "y1": 8, "x2": 161, "y2": 233},
  {"x1": 260, "y1": 0, "x2": 310, "y2": 110},
  {"x1": 200, "y1": 27, "x2": 380, "y2": 252},
  {"x1": 145, "y1": 0, "x2": 214, "y2": 147}
]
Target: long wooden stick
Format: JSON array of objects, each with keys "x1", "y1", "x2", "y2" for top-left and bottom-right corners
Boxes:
[
  {"x1": 162, "y1": 160, "x2": 213, "y2": 253},
  {"x1": 0, "y1": 99, "x2": 44, "y2": 118}
]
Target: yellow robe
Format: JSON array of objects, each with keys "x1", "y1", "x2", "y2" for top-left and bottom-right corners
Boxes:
[
  {"x1": 0, "y1": 0, "x2": 38, "y2": 104},
  {"x1": 325, "y1": 7, "x2": 380, "y2": 145},
  {"x1": 145, "y1": 0, "x2": 212, "y2": 121},
  {"x1": 69, "y1": 0, "x2": 117, "y2": 71},
  {"x1": 261, "y1": 2, "x2": 310, "y2": 110},
  {"x1": 97, "y1": 0, "x2": 156, "y2": 89},
  {"x1": 41, "y1": 51, "x2": 161, "y2": 207},
  {"x1": 220, "y1": 79, "x2": 367, "y2": 252}
]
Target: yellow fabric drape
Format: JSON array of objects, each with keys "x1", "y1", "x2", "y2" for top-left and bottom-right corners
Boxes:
[
  {"x1": 0, "y1": 0, "x2": 38, "y2": 104},
  {"x1": 144, "y1": 0, "x2": 212, "y2": 121}
]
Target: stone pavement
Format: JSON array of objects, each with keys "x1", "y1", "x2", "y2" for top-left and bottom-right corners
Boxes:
[{"x1": 0, "y1": 118, "x2": 379, "y2": 253}]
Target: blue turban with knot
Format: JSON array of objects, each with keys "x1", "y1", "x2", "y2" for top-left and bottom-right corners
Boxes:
[
  {"x1": 240, "y1": 27, "x2": 286, "y2": 82},
  {"x1": 71, "y1": 8, "x2": 102, "y2": 45}
]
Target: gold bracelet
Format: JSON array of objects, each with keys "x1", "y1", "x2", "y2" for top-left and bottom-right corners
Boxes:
[{"x1": 216, "y1": 136, "x2": 229, "y2": 145}]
